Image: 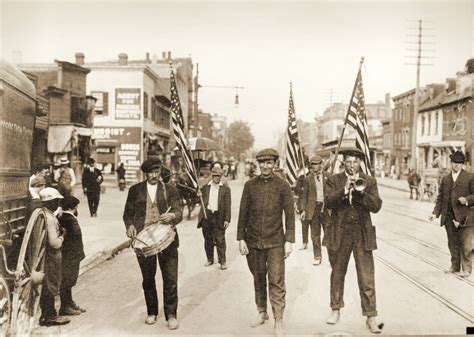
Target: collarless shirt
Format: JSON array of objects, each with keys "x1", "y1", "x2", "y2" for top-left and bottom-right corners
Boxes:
[
  {"x1": 146, "y1": 182, "x2": 158, "y2": 203},
  {"x1": 314, "y1": 173, "x2": 324, "y2": 202}
]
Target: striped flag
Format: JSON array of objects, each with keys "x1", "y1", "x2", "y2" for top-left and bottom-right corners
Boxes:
[
  {"x1": 170, "y1": 69, "x2": 199, "y2": 189},
  {"x1": 285, "y1": 84, "x2": 303, "y2": 185},
  {"x1": 345, "y1": 69, "x2": 372, "y2": 175}
]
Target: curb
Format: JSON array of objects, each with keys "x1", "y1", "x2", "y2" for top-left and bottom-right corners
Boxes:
[{"x1": 79, "y1": 239, "x2": 132, "y2": 276}]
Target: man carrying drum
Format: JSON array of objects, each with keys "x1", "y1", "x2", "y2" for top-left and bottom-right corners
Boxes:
[{"x1": 123, "y1": 158, "x2": 183, "y2": 329}]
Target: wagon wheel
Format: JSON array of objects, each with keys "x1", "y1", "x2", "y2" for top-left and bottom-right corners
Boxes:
[
  {"x1": 10, "y1": 208, "x2": 47, "y2": 337},
  {"x1": 0, "y1": 277, "x2": 11, "y2": 337}
]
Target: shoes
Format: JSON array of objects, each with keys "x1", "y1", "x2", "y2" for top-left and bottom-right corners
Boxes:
[
  {"x1": 444, "y1": 267, "x2": 459, "y2": 274},
  {"x1": 274, "y1": 319, "x2": 285, "y2": 337},
  {"x1": 250, "y1": 311, "x2": 269, "y2": 327},
  {"x1": 326, "y1": 309, "x2": 340, "y2": 325},
  {"x1": 204, "y1": 261, "x2": 214, "y2": 267},
  {"x1": 39, "y1": 316, "x2": 70, "y2": 327},
  {"x1": 366, "y1": 316, "x2": 382, "y2": 334},
  {"x1": 299, "y1": 243, "x2": 308, "y2": 250},
  {"x1": 71, "y1": 302, "x2": 86, "y2": 313},
  {"x1": 313, "y1": 258, "x2": 322, "y2": 266},
  {"x1": 167, "y1": 317, "x2": 179, "y2": 330},
  {"x1": 145, "y1": 315, "x2": 157, "y2": 325},
  {"x1": 220, "y1": 263, "x2": 227, "y2": 270},
  {"x1": 59, "y1": 306, "x2": 81, "y2": 316},
  {"x1": 455, "y1": 271, "x2": 471, "y2": 278}
]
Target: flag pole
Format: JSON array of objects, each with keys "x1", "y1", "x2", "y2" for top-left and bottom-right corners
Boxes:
[
  {"x1": 291, "y1": 82, "x2": 307, "y2": 177},
  {"x1": 331, "y1": 56, "x2": 365, "y2": 174},
  {"x1": 189, "y1": 148, "x2": 208, "y2": 220}
]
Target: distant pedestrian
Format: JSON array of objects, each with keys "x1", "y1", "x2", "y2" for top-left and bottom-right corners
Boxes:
[
  {"x1": 237, "y1": 148, "x2": 295, "y2": 337},
  {"x1": 123, "y1": 158, "x2": 183, "y2": 329},
  {"x1": 82, "y1": 158, "x2": 103, "y2": 217},
  {"x1": 38, "y1": 188, "x2": 70, "y2": 327},
  {"x1": 197, "y1": 167, "x2": 231, "y2": 270},
  {"x1": 29, "y1": 163, "x2": 49, "y2": 197},
  {"x1": 58, "y1": 195, "x2": 86, "y2": 316},
  {"x1": 116, "y1": 163, "x2": 126, "y2": 190},
  {"x1": 407, "y1": 169, "x2": 421, "y2": 200},
  {"x1": 57, "y1": 159, "x2": 76, "y2": 196},
  {"x1": 429, "y1": 151, "x2": 474, "y2": 277},
  {"x1": 300, "y1": 156, "x2": 330, "y2": 265},
  {"x1": 324, "y1": 148, "x2": 383, "y2": 333}
]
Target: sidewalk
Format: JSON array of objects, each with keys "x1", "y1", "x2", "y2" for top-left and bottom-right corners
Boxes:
[{"x1": 72, "y1": 183, "x2": 131, "y2": 276}]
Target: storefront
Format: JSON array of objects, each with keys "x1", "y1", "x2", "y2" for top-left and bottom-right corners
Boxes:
[{"x1": 93, "y1": 126, "x2": 142, "y2": 183}]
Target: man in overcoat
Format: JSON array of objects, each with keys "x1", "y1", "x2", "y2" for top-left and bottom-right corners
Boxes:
[
  {"x1": 123, "y1": 158, "x2": 183, "y2": 329},
  {"x1": 82, "y1": 158, "x2": 103, "y2": 217},
  {"x1": 300, "y1": 156, "x2": 331, "y2": 265},
  {"x1": 429, "y1": 150, "x2": 474, "y2": 277},
  {"x1": 323, "y1": 148, "x2": 383, "y2": 333},
  {"x1": 197, "y1": 167, "x2": 232, "y2": 270},
  {"x1": 237, "y1": 148, "x2": 295, "y2": 337}
]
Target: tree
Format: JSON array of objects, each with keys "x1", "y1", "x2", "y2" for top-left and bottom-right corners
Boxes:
[{"x1": 226, "y1": 120, "x2": 254, "y2": 160}]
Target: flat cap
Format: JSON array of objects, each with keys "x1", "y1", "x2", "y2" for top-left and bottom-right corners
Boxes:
[
  {"x1": 30, "y1": 176, "x2": 46, "y2": 187},
  {"x1": 340, "y1": 147, "x2": 365, "y2": 160},
  {"x1": 39, "y1": 187, "x2": 63, "y2": 201},
  {"x1": 310, "y1": 156, "x2": 323, "y2": 164},
  {"x1": 140, "y1": 158, "x2": 162, "y2": 173},
  {"x1": 256, "y1": 148, "x2": 279, "y2": 161},
  {"x1": 87, "y1": 158, "x2": 96, "y2": 165},
  {"x1": 450, "y1": 150, "x2": 466, "y2": 163},
  {"x1": 211, "y1": 167, "x2": 224, "y2": 176},
  {"x1": 61, "y1": 195, "x2": 80, "y2": 210}
]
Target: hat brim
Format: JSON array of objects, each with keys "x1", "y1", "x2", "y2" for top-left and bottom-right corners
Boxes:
[{"x1": 256, "y1": 156, "x2": 278, "y2": 161}]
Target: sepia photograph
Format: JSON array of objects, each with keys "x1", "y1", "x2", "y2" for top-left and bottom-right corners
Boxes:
[{"x1": 0, "y1": 0, "x2": 473, "y2": 336}]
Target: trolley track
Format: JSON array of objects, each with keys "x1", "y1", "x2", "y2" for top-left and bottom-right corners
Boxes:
[{"x1": 374, "y1": 253, "x2": 474, "y2": 324}]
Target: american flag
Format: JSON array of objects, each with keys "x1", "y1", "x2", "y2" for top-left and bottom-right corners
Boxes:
[
  {"x1": 285, "y1": 84, "x2": 303, "y2": 185},
  {"x1": 170, "y1": 69, "x2": 198, "y2": 189},
  {"x1": 345, "y1": 68, "x2": 372, "y2": 175}
]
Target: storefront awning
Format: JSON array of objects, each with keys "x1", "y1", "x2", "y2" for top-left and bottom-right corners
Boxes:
[
  {"x1": 418, "y1": 140, "x2": 465, "y2": 148},
  {"x1": 48, "y1": 125, "x2": 75, "y2": 153}
]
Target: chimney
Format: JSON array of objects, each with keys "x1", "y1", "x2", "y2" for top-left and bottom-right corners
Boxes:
[
  {"x1": 162, "y1": 52, "x2": 167, "y2": 59},
  {"x1": 118, "y1": 53, "x2": 128, "y2": 66},
  {"x1": 167, "y1": 51, "x2": 172, "y2": 60},
  {"x1": 146, "y1": 52, "x2": 150, "y2": 64},
  {"x1": 445, "y1": 78, "x2": 456, "y2": 93},
  {"x1": 75, "y1": 52, "x2": 85, "y2": 65}
]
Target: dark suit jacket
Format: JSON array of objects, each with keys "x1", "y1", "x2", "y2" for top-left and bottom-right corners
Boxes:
[
  {"x1": 123, "y1": 180, "x2": 183, "y2": 245},
  {"x1": 323, "y1": 171, "x2": 382, "y2": 251},
  {"x1": 433, "y1": 169, "x2": 474, "y2": 227},
  {"x1": 59, "y1": 212, "x2": 85, "y2": 263},
  {"x1": 300, "y1": 171, "x2": 330, "y2": 220},
  {"x1": 197, "y1": 183, "x2": 231, "y2": 228},
  {"x1": 82, "y1": 168, "x2": 103, "y2": 193}
]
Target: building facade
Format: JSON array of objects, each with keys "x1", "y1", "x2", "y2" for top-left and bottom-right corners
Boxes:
[
  {"x1": 83, "y1": 52, "x2": 194, "y2": 183},
  {"x1": 19, "y1": 60, "x2": 93, "y2": 179}
]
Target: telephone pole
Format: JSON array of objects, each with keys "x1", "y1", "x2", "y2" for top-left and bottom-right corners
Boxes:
[{"x1": 405, "y1": 19, "x2": 435, "y2": 173}]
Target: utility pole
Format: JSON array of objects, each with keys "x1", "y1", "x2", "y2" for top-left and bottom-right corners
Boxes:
[
  {"x1": 193, "y1": 63, "x2": 199, "y2": 137},
  {"x1": 405, "y1": 19, "x2": 435, "y2": 174}
]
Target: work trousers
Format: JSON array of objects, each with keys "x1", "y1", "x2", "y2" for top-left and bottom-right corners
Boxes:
[
  {"x1": 202, "y1": 211, "x2": 226, "y2": 263},
  {"x1": 40, "y1": 283, "x2": 57, "y2": 319},
  {"x1": 246, "y1": 246, "x2": 286, "y2": 319},
  {"x1": 329, "y1": 224, "x2": 377, "y2": 317},
  {"x1": 302, "y1": 203, "x2": 326, "y2": 259},
  {"x1": 460, "y1": 226, "x2": 474, "y2": 274},
  {"x1": 86, "y1": 191, "x2": 100, "y2": 215},
  {"x1": 136, "y1": 243, "x2": 178, "y2": 320},
  {"x1": 444, "y1": 216, "x2": 461, "y2": 272}
]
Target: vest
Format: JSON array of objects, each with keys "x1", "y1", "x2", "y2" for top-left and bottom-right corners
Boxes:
[{"x1": 144, "y1": 190, "x2": 161, "y2": 226}]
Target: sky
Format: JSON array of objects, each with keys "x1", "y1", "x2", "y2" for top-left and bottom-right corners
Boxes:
[{"x1": 2, "y1": 0, "x2": 473, "y2": 148}]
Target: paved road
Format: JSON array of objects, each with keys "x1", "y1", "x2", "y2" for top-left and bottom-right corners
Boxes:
[{"x1": 34, "y1": 177, "x2": 472, "y2": 336}]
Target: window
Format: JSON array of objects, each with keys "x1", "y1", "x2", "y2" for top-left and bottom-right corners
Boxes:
[
  {"x1": 91, "y1": 91, "x2": 108, "y2": 115},
  {"x1": 435, "y1": 112, "x2": 439, "y2": 135},
  {"x1": 144, "y1": 92, "x2": 149, "y2": 119},
  {"x1": 421, "y1": 116, "x2": 425, "y2": 135}
]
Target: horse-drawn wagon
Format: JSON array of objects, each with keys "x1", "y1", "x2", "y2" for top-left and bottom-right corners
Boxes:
[{"x1": 1, "y1": 60, "x2": 49, "y2": 336}]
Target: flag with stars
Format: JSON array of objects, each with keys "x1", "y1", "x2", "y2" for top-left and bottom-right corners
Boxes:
[
  {"x1": 285, "y1": 84, "x2": 303, "y2": 185},
  {"x1": 170, "y1": 69, "x2": 198, "y2": 189},
  {"x1": 345, "y1": 68, "x2": 372, "y2": 175}
]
